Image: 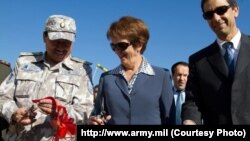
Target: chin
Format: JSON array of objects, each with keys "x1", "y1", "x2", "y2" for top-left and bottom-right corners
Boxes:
[
  {"x1": 121, "y1": 59, "x2": 128, "y2": 65},
  {"x1": 54, "y1": 57, "x2": 65, "y2": 63}
]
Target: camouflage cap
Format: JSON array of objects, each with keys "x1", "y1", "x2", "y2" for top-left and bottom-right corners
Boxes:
[{"x1": 45, "y1": 15, "x2": 76, "y2": 42}]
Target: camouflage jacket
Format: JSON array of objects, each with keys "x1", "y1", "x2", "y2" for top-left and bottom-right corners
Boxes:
[{"x1": 0, "y1": 52, "x2": 94, "y2": 141}]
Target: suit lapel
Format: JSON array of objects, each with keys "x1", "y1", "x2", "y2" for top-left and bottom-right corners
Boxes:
[
  {"x1": 130, "y1": 73, "x2": 150, "y2": 96},
  {"x1": 115, "y1": 75, "x2": 130, "y2": 97},
  {"x1": 207, "y1": 41, "x2": 228, "y2": 78},
  {"x1": 114, "y1": 72, "x2": 151, "y2": 97},
  {"x1": 234, "y1": 34, "x2": 250, "y2": 77}
]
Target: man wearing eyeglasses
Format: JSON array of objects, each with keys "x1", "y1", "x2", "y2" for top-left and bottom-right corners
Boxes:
[{"x1": 182, "y1": 0, "x2": 250, "y2": 125}]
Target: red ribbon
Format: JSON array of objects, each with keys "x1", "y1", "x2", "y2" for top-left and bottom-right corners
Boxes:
[{"x1": 32, "y1": 96, "x2": 76, "y2": 141}]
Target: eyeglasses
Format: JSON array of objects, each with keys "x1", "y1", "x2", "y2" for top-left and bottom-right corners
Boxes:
[
  {"x1": 110, "y1": 42, "x2": 131, "y2": 51},
  {"x1": 203, "y1": 5, "x2": 231, "y2": 20}
]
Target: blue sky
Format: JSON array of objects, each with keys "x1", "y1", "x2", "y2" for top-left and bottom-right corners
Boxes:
[{"x1": 1, "y1": 0, "x2": 249, "y2": 85}]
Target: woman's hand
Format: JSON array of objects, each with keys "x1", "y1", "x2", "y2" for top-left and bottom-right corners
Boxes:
[{"x1": 87, "y1": 115, "x2": 111, "y2": 125}]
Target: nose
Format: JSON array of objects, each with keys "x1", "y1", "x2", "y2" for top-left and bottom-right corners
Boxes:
[
  {"x1": 180, "y1": 75, "x2": 187, "y2": 81},
  {"x1": 211, "y1": 13, "x2": 221, "y2": 21},
  {"x1": 53, "y1": 40, "x2": 71, "y2": 48}
]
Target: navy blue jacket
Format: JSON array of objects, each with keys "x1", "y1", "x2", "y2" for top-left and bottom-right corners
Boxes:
[{"x1": 93, "y1": 66, "x2": 175, "y2": 125}]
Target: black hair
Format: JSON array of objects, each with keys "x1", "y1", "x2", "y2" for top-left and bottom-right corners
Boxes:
[
  {"x1": 171, "y1": 61, "x2": 189, "y2": 75},
  {"x1": 201, "y1": 0, "x2": 238, "y2": 13}
]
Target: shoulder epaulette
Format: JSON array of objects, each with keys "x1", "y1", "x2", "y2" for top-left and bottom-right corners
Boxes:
[
  {"x1": 19, "y1": 52, "x2": 43, "y2": 57},
  {"x1": 71, "y1": 56, "x2": 92, "y2": 65},
  {"x1": 17, "y1": 52, "x2": 43, "y2": 64}
]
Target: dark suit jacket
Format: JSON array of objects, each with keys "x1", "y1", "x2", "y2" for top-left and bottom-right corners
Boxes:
[
  {"x1": 93, "y1": 66, "x2": 175, "y2": 125},
  {"x1": 182, "y1": 33, "x2": 250, "y2": 124}
]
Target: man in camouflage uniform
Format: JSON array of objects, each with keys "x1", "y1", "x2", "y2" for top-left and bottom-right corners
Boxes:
[{"x1": 0, "y1": 15, "x2": 94, "y2": 141}]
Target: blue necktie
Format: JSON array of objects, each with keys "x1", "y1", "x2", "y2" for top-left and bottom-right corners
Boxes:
[
  {"x1": 223, "y1": 42, "x2": 234, "y2": 78},
  {"x1": 176, "y1": 91, "x2": 184, "y2": 125}
]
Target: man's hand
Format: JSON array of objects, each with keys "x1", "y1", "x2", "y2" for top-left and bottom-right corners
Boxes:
[
  {"x1": 37, "y1": 98, "x2": 56, "y2": 115},
  {"x1": 183, "y1": 119, "x2": 196, "y2": 125},
  {"x1": 12, "y1": 107, "x2": 37, "y2": 126}
]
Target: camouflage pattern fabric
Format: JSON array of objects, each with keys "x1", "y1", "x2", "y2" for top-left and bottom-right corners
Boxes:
[
  {"x1": 45, "y1": 15, "x2": 76, "y2": 42},
  {"x1": 0, "y1": 52, "x2": 94, "y2": 141}
]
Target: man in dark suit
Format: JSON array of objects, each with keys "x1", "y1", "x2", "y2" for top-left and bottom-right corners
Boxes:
[
  {"x1": 171, "y1": 61, "x2": 189, "y2": 125},
  {"x1": 182, "y1": 0, "x2": 250, "y2": 124}
]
